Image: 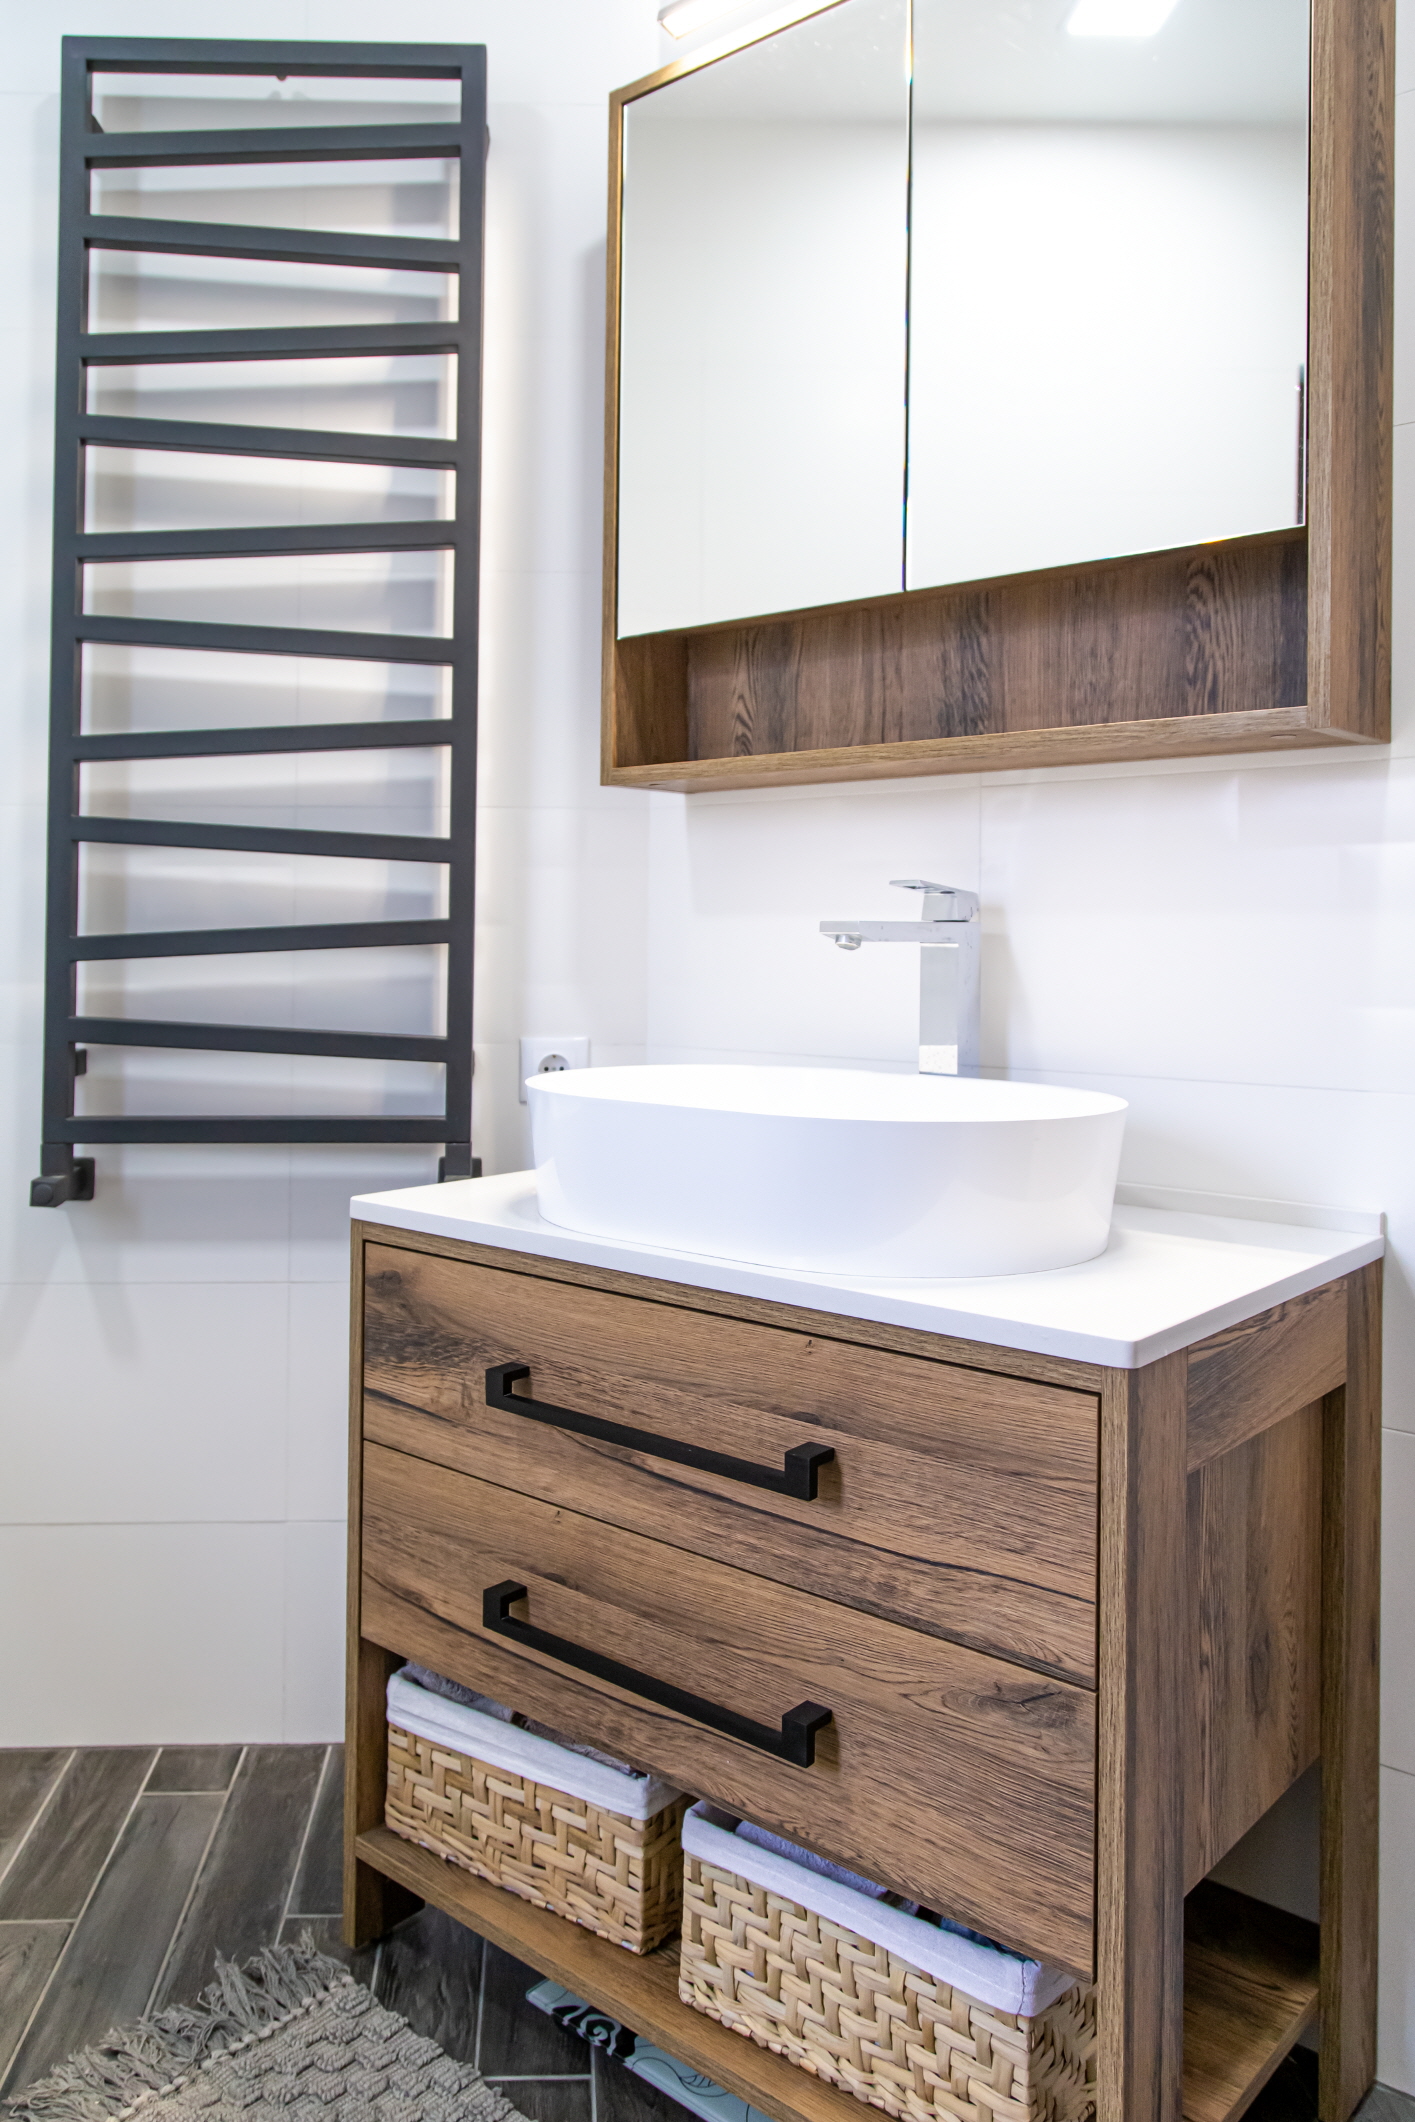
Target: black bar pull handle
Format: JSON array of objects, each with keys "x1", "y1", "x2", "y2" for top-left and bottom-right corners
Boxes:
[
  {"x1": 482, "y1": 1581, "x2": 833, "y2": 1768},
  {"x1": 485, "y1": 1362, "x2": 834, "y2": 1502}
]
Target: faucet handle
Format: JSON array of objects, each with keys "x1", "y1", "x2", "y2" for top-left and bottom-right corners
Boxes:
[{"x1": 890, "y1": 879, "x2": 978, "y2": 921}]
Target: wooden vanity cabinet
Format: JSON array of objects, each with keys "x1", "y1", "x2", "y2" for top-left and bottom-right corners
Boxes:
[{"x1": 345, "y1": 1223, "x2": 1381, "y2": 2122}]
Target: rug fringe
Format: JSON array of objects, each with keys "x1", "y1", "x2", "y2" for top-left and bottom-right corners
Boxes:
[{"x1": 2, "y1": 1934, "x2": 350, "y2": 2122}]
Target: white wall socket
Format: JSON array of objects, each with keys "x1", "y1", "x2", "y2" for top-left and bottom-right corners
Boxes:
[{"x1": 519, "y1": 1034, "x2": 590, "y2": 1103}]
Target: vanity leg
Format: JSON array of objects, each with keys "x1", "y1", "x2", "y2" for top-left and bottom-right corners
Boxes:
[
  {"x1": 1318, "y1": 1261, "x2": 1382, "y2": 2121},
  {"x1": 344, "y1": 1228, "x2": 420, "y2": 1948},
  {"x1": 1096, "y1": 1354, "x2": 1189, "y2": 2122}
]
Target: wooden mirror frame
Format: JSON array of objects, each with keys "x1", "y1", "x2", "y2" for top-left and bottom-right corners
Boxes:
[{"x1": 601, "y1": 0, "x2": 1391, "y2": 794}]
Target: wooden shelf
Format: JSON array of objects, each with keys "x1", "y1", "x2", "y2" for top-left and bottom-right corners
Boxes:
[
  {"x1": 356, "y1": 1831, "x2": 1320, "y2": 2122},
  {"x1": 1182, "y1": 1883, "x2": 1320, "y2": 2122},
  {"x1": 356, "y1": 1827, "x2": 854, "y2": 2122}
]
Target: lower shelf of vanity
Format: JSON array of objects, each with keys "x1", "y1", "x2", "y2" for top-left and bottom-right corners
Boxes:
[{"x1": 354, "y1": 1826, "x2": 1320, "y2": 2122}]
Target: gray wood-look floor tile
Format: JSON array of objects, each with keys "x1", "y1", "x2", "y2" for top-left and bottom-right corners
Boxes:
[
  {"x1": 0, "y1": 1754, "x2": 71, "y2": 1888},
  {"x1": 479, "y1": 1944, "x2": 596, "y2": 2079},
  {"x1": 1356, "y1": 2085, "x2": 1415, "y2": 2122},
  {"x1": 486, "y1": 2080, "x2": 593, "y2": 2122},
  {"x1": 0, "y1": 1751, "x2": 154, "y2": 1923},
  {"x1": 0, "y1": 1925, "x2": 71, "y2": 2086},
  {"x1": 287, "y1": 1746, "x2": 343, "y2": 1918},
  {"x1": 147, "y1": 1747, "x2": 244, "y2": 1794},
  {"x1": 276, "y1": 1913, "x2": 379, "y2": 1988},
  {"x1": 153, "y1": 1745, "x2": 325, "y2": 2011},
  {"x1": 1, "y1": 1793, "x2": 223, "y2": 2098},
  {"x1": 374, "y1": 1904, "x2": 484, "y2": 2065}
]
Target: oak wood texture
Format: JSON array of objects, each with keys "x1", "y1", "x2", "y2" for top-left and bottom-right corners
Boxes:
[
  {"x1": 1307, "y1": 0, "x2": 1395, "y2": 745},
  {"x1": 1096, "y1": 1354, "x2": 1189, "y2": 2122},
  {"x1": 1185, "y1": 1405, "x2": 1323, "y2": 1890},
  {"x1": 362, "y1": 1243, "x2": 1100, "y2": 1684},
  {"x1": 350, "y1": 1220, "x2": 1106, "y2": 1394},
  {"x1": 360, "y1": 1442, "x2": 1097, "y2": 1974},
  {"x1": 1319, "y1": 1259, "x2": 1383, "y2": 2122},
  {"x1": 345, "y1": 1226, "x2": 421, "y2": 1950},
  {"x1": 1187, "y1": 1284, "x2": 1347, "y2": 1473},
  {"x1": 601, "y1": 0, "x2": 1392, "y2": 791},
  {"x1": 1181, "y1": 1882, "x2": 1320, "y2": 2122}
]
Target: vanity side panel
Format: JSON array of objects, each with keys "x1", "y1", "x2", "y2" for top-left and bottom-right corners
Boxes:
[
  {"x1": 1186, "y1": 1281, "x2": 1347, "y2": 1472},
  {"x1": 1097, "y1": 1353, "x2": 1188, "y2": 2122},
  {"x1": 1184, "y1": 1402, "x2": 1323, "y2": 1890},
  {"x1": 1319, "y1": 1259, "x2": 1382, "y2": 2122}
]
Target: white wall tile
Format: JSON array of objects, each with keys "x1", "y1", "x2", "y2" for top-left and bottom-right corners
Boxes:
[
  {"x1": 286, "y1": 1282, "x2": 353, "y2": 1524},
  {"x1": 1384, "y1": 1429, "x2": 1415, "y2": 1775},
  {"x1": 282, "y1": 1520, "x2": 347, "y2": 1745},
  {"x1": 1381, "y1": 1766, "x2": 1415, "y2": 2094},
  {"x1": 0, "y1": 1523, "x2": 287, "y2": 1745},
  {"x1": 0, "y1": 1282, "x2": 289, "y2": 1524}
]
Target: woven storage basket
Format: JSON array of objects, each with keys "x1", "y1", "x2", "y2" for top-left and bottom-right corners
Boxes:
[
  {"x1": 678, "y1": 1814, "x2": 1097, "y2": 2122},
  {"x1": 384, "y1": 1675, "x2": 687, "y2": 1954}
]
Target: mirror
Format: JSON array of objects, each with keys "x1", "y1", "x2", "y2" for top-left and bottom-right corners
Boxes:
[
  {"x1": 615, "y1": 0, "x2": 910, "y2": 637},
  {"x1": 613, "y1": 0, "x2": 1310, "y2": 640},
  {"x1": 907, "y1": 0, "x2": 1310, "y2": 590}
]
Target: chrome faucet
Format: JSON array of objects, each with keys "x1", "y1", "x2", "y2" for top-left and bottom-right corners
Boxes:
[{"x1": 820, "y1": 879, "x2": 980, "y2": 1075}]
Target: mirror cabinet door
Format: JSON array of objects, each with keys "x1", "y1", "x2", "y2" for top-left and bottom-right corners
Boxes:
[
  {"x1": 906, "y1": 0, "x2": 1312, "y2": 592},
  {"x1": 615, "y1": 0, "x2": 910, "y2": 639}
]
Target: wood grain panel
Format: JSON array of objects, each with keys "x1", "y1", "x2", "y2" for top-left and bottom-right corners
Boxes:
[
  {"x1": 345, "y1": 1229, "x2": 420, "y2": 1950},
  {"x1": 1307, "y1": 0, "x2": 1394, "y2": 744},
  {"x1": 1182, "y1": 1882, "x2": 1320, "y2": 2122},
  {"x1": 361, "y1": 1443, "x2": 1096, "y2": 1975},
  {"x1": 1319, "y1": 1259, "x2": 1383, "y2": 2121},
  {"x1": 362, "y1": 1244, "x2": 1100, "y2": 1683},
  {"x1": 675, "y1": 533, "x2": 1306, "y2": 767},
  {"x1": 1186, "y1": 1282, "x2": 1346, "y2": 1472},
  {"x1": 1185, "y1": 1404, "x2": 1322, "y2": 1889},
  {"x1": 1096, "y1": 1354, "x2": 1188, "y2": 2122},
  {"x1": 351, "y1": 1222, "x2": 1106, "y2": 1393}
]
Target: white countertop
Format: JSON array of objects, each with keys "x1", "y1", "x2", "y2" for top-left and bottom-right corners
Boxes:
[{"x1": 351, "y1": 1172, "x2": 1384, "y2": 1370}]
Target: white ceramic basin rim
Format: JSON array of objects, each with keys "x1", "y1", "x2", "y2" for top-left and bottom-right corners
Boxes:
[{"x1": 529, "y1": 1064, "x2": 1127, "y2": 1279}]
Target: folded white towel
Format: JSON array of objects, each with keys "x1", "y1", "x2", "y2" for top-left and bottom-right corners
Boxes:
[
  {"x1": 387, "y1": 1671, "x2": 684, "y2": 1824},
  {"x1": 682, "y1": 1803, "x2": 1076, "y2": 2018}
]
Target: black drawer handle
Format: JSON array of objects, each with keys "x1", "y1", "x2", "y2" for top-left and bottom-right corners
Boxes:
[
  {"x1": 482, "y1": 1580, "x2": 833, "y2": 1768},
  {"x1": 485, "y1": 1362, "x2": 834, "y2": 1501}
]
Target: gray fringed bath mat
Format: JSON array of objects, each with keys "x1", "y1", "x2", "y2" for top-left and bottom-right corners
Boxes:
[{"x1": 1, "y1": 1939, "x2": 533, "y2": 2122}]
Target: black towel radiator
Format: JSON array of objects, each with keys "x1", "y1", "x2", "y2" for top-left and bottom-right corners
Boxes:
[{"x1": 32, "y1": 35, "x2": 486, "y2": 1204}]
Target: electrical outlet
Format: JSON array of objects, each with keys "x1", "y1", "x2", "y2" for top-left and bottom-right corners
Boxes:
[{"x1": 519, "y1": 1035, "x2": 590, "y2": 1103}]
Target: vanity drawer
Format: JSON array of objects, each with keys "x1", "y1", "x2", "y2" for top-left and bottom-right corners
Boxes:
[
  {"x1": 361, "y1": 1245, "x2": 1100, "y2": 1685},
  {"x1": 361, "y1": 1441, "x2": 1096, "y2": 1977}
]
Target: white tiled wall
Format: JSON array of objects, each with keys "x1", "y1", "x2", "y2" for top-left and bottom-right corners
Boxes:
[{"x1": 3, "y1": 0, "x2": 1415, "y2": 2092}]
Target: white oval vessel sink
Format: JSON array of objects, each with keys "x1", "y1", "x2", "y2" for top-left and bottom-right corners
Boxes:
[{"x1": 529, "y1": 1064, "x2": 1127, "y2": 1278}]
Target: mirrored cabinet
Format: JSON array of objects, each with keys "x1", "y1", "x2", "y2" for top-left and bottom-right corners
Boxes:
[{"x1": 601, "y1": 0, "x2": 1390, "y2": 791}]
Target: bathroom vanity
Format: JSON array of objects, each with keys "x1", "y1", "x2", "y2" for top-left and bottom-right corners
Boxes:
[{"x1": 343, "y1": 1177, "x2": 1382, "y2": 2122}]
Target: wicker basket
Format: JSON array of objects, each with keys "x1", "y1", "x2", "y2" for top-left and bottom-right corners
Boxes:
[
  {"x1": 384, "y1": 1678, "x2": 687, "y2": 1954},
  {"x1": 678, "y1": 1815, "x2": 1097, "y2": 2122}
]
